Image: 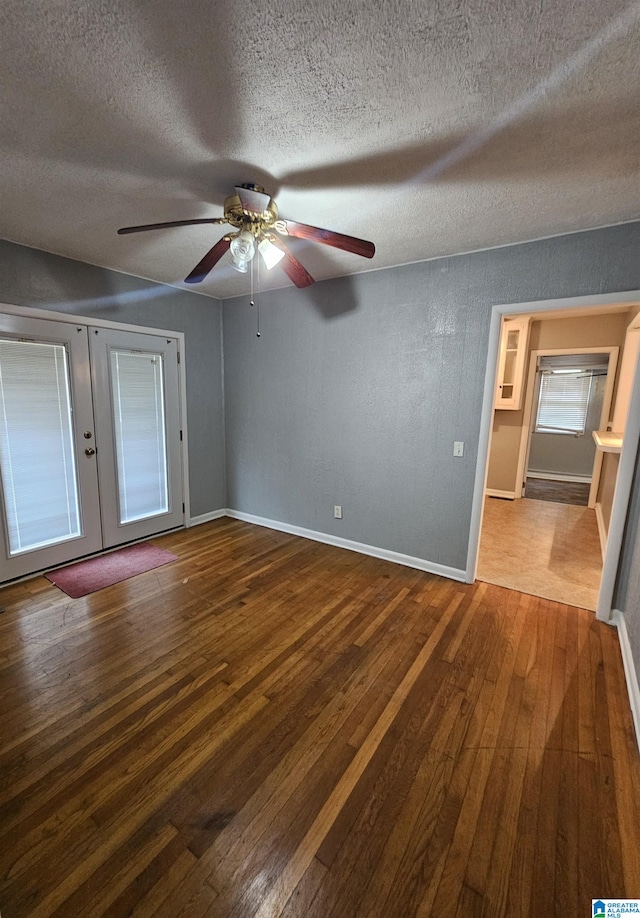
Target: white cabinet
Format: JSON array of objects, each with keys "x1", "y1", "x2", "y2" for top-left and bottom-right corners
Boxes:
[{"x1": 494, "y1": 317, "x2": 530, "y2": 410}]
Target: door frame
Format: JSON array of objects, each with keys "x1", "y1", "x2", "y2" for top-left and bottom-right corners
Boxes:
[
  {"x1": 0, "y1": 301, "x2": 191, "y2": 528},
  {"x1": 515, "y1": 345, "x2": 619, "y2": 506},
  {"x1": 467, "y1": 290, "x2": 640, "y2": 623}
]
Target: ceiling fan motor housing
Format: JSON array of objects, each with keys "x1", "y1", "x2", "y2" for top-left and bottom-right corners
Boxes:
[{"x1": 222, "y1": 184, "x2": 279, "y2": 237}]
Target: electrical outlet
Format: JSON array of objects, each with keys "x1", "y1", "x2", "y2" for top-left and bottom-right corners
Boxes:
[
  {"x1": 334, "y1": 505, "x2": 342, "y2": 519},
  {"x1": 453, "y1": 441, "x2": 464, "y2": 457}
]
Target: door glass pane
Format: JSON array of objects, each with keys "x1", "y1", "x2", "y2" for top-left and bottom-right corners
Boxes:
[
  {"x1": 110, "y1": 350, "x2": 169, "y2": 523},
  {"x1": 0, "y1": 338, "x2": 81, "y2": 554}
]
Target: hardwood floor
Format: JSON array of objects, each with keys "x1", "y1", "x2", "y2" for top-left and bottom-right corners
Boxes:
[
  {"x1": 0, "y1": 519, "x2": 639, "y2": 917},
  {"x1": 524, "y1": 478, "x2": 590, "y2": 506}
]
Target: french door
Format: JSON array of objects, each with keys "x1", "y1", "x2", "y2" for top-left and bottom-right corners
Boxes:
[
  {"x1": 0, "y1": 315, "x2": 183, "y2": 582},
  {"x1": 89, "y1": 327, "x2": 183, "y2": 546}
]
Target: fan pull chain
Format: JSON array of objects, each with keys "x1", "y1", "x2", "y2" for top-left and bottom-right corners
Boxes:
[
  {"x1": 256, "y1": 254, "x2": 261, "y2": 337},
  {"x1": 248, "y1": 251, "x2": 261, "y2": 337}
]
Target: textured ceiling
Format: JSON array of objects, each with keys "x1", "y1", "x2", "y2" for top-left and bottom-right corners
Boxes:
[{"x1": 1, "y1": 0, "x2": 640, "y2": 299}]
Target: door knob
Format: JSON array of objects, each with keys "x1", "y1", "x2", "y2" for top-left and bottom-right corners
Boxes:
[{"x1": 84, "y1": 447, "x2": 96, "y2": 456}]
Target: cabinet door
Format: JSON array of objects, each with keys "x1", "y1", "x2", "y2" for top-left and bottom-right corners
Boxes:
[{"x1": 495, "y1": 317, "x2": 530, "y2": 410}]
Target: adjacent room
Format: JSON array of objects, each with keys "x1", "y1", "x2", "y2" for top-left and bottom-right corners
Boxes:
[
  {"x1": 1, "y1": 2, "x2": 640, "y2": 916},
  {"x1": 478, "y1": 305, "x2": 640, "y2": 610}
]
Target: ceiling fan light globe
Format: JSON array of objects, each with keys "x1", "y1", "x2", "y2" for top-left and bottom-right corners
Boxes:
[
  {"x1": 230, "y1": 230, "x2": 256, "y2": 263},
  {"x1": 230, "y1": 257, "x2": 249, "y2": 273},
  {"x1": 258, "y1": 237, "x2": 286, "y2": 271}
]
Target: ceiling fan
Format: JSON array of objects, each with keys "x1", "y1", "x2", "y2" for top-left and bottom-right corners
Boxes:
[{"x1": 117, "y1": 183, "x2": 375, "y2": 288}]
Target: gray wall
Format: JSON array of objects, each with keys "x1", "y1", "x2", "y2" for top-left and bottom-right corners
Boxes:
[
  {"x1": 223, "y1": 266, "x2": 486, "y2": 570},
  {"x1": 0, "y1": 240, "x2": 226, "y2": 517},
  {"x1": 223, "y1": 221, "x2": 640, "y2": 574}
]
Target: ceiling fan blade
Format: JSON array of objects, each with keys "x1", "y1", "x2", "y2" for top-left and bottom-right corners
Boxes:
[
  {"x1": 117, "y1": 218, "x2": 225, "y2": 235},
  {"x1": 184, "y1": 236, "x2": 232, "y2": 284},
  {"x1": 276, "y1": 220, "x2": 375, "y2": 258},
  {"x1": 265, "y1": 235, "x2": 314, "y2": 288},
  {"x1": 235, "y1": 184, "x2": 272, "y2": 216}
]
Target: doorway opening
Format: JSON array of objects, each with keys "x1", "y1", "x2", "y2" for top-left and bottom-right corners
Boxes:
[
  {"x1": 467, "y1": 292, "x2": 640, "y2": 621},
  {"x1": 479, "y1": 345, "x2": 620, "y2": 610}
]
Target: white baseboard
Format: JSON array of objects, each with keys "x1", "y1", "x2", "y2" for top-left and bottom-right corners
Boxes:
[
  {"x1": 485, "y1": 489, "x2": 516, "y2": 500},
  {"x1": 225, "y1": 509, "x2": 468, "y2": 583},
  {"x1": 526, "y1": 471, "x2": 592, "y2": 483},
  {"x1": 612, "y1": 609, "x2": 640, "y2": 754},
  {"x1": 187, "y1": 509, "x2": 227, "y2": 528},
  {"x1": 594, "y1": 502, "x2": 608, "y2": 561}
]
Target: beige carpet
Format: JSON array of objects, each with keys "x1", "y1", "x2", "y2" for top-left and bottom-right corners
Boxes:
[{"x1": 477, "y1": 496, "x2": 602, "y2": 610}]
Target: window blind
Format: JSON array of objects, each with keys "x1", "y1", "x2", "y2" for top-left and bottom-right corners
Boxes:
[
  {"x1": 0, "y1": 338, "x2": 81, "y2": 554},
  {"x1": 535, "y1": 371, "x2": 592, "y2": 435},
  {"x1": 110, "y1": 349, "x2": 169, "y2": 523}
]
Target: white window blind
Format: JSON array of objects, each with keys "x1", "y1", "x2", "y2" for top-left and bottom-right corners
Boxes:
[
  {"x1": 535, "y1": 371, "x2": 592, "y2": 435},
  {"x1": 0, "y1": 338, "x2": 81, "y2": 554},
  {"x1": 110, "y1": 350, "x2": 169, "y2": 523}
]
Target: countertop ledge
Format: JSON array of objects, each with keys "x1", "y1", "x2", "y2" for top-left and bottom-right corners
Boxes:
[{"x1": 593, "y1": 430, "x2": 623, "y2": 453}]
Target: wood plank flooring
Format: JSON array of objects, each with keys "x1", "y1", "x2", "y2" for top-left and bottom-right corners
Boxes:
[
  {"x1": 524, "y1": 477, "x2": 590, "y2": 506},
  {"x1": 0, "y1": 519, "x2": 639, "y2": 917}
]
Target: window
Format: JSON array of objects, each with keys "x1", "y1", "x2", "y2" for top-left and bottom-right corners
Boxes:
[
  {"x1": 0, "y1": 338, "x2": 82, "y2": 554},
  {"x1": 535, "y1": 370, "x2": 592, "y2": 435},
  {"x1": 109, "y1": 348, "x2": 169, "y2": 523}
]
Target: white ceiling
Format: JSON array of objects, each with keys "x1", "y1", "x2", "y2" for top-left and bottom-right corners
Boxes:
[{"x1": 2, "y1": 0, "x2": 640, "y2": 299}]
